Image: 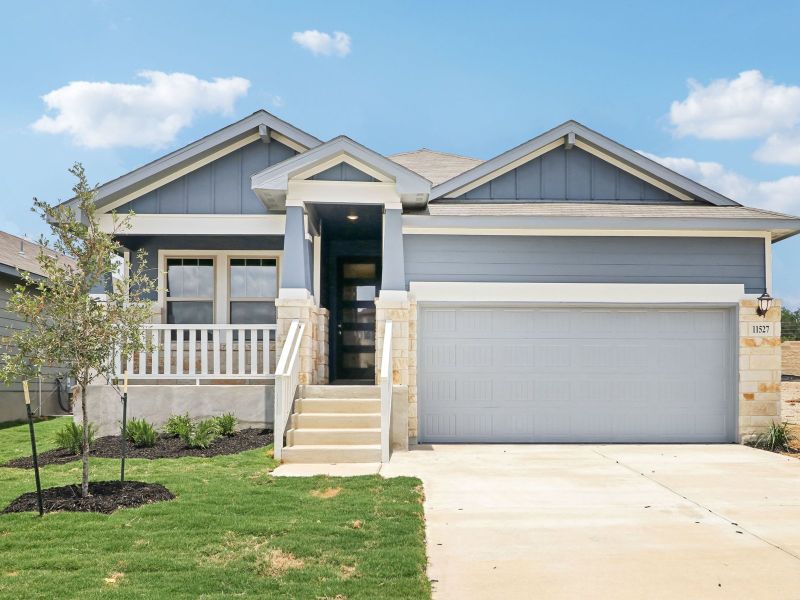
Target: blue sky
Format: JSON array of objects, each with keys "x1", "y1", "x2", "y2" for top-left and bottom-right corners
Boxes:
[{"x1": 2, "y1": 1, "x2": 800, "y2": 304}]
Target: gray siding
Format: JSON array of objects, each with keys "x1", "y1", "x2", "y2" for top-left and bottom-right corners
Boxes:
[
  {"x1": 453, "y1": 147, "x2": 687, "y2": 203},
  {"x1": 121, "y1": 235, "x2": 285, "y2": 301},
  {"x1": 310, "y1": 162, "x2": 378, "y2": 182},
  {"x1": 404, "y1": 235, "x2": 766, "y2": 293},
  {"x1": 0, "y1": 273, "x2": 68, "y2": 421},
  {"x1": 125, "y1": 140, "x2": 296, "y2": 214}
]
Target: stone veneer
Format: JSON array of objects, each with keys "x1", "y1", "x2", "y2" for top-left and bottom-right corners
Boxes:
[
  {"x1": 275, "y1": 297, "x2": 328, "y2": 385},
  {"x1": 781, "y1": 381, "x2": 800, "y2": 425},
  {"x1": 738, "y1": 298, "x2": 782, "y2": 442}
]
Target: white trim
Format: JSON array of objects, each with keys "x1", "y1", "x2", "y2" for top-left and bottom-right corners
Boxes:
[
  {"x1": 765, "y1": 236, "x2": 773, "y2": 294},
  {"x1": 100, "y1": 214, "x2": 286, "y2": 236},
  {"x1": 402, "y1": 226, "x2": 772, "y2": 238},
  {"x1": 573, "y1": 139, "x2": 693, "y2": 202},
  {"x1": 444, "y1": 138, "x2": 564, "y2": 198},
  {"x1": 99, "y1": 132, "x2": 261, "y2": 213},
  {"x1": 278, "y1": 287, "x2": 312, "y2": 300},
  {"x1": 157, "y1": 249, "x2": 283, "y2": 324},
  {"x1": 377, "y1": 290, "x2": 410, "y2": 305},
  {"x1": 313, "y1": 234, "x2": 321, "y2": 306},
  {"x1": 291, "y1": 153, "x2": 392, "y2": 183},
  {"x1": 270, "y1": 131, "x2": 309, "y2": 153},
  {"x1": 286, "y1": 180, "x2": 402, "y2": 209},
  {"x1": 409, "y1": 281, "x2": 747, "y2": 304}
]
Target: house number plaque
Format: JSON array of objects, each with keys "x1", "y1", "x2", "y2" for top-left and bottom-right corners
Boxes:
[{"x1": 748, "y1": 323, "x2": 774, "y2": 336}]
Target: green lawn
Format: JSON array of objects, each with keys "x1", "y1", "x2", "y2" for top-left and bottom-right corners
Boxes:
[{"x1": 0, "y1": 418, "x2": 430, "y2": 599}]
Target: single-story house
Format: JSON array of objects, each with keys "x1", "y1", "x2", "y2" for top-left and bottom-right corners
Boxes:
[
  {"x1": 69, "y1": 111, "x2": 800, "y2": 462},
  {"x1": 0, "y1": 231, "x2": 73, "y2": 422}
]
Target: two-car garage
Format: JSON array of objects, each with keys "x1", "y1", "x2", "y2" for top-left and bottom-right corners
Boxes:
[{"x1": 417, "y1": 305, "x2": 736, "y2": 443}]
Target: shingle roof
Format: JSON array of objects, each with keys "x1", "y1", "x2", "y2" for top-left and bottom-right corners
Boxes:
[
  {"x1": 389, "y1": 149, "x2": 483, "y2": 186},
  {"x1": 0, "y1": 231, "x2": 75, "y2": 279}
]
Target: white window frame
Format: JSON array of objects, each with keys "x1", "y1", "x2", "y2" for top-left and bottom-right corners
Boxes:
[
  {"x1": 227, "y1": 256, "x2": 280, "y2": 325},
  {"x1": 157, "y1": 249, "x2": 283, "y2": 324},
  {"x1": 163, "y1": 256, "x2": 216, "y2": 325}
]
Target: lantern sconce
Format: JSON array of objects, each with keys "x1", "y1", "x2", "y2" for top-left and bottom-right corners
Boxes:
[{"x1": 756, "y1": 291, "x2": 773, "y2": 317}]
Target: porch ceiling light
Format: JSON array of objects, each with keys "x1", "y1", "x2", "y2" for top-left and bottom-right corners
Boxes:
[
  {"x1": 756, "y1": 291, "x2": 773, "y2": 317},
  {"x1": 346, "y1": 209, "x2": 359, "y2": 221}
]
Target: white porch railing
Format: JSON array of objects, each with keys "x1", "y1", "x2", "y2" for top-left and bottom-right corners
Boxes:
[
  {"x1": 114, "y1": 324, "x2": 278, "y2": 380},
  {"x1": 273, "y1": 320, "x2": 305, "y2": 461},
  {"x1": 379, "y1": 320, "x2": 393, "y2": 463}
]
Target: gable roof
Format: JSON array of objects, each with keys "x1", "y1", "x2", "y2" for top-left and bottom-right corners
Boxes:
[
  {"x1": 389, "y1": 149, "x2": 483, "y2": 186},
  {"x1": 251, "y1": 135, "x2": 431, "y2": 208},
  {"x1": 431, "y1": 121, "x2": 740, "y2": 206},
  {"x1": 67, "y1": 110, "x2": 322, "y2": 212},
  {"x1": 0, "y1": 231, "x2": 76, "y2": 280}
]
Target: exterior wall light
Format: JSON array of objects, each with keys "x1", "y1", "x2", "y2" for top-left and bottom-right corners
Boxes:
[{"x1": 756, "y1": 291, "x2": 773, "y2": 317}]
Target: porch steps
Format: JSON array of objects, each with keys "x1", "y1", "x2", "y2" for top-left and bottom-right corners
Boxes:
[{"x1": 281, "y1": 385, "x2": 381, "y2": 464}]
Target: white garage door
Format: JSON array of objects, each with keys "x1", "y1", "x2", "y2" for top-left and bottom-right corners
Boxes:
[{"x1": 418, "y1": 306, "x2": 735, "y2": 443}]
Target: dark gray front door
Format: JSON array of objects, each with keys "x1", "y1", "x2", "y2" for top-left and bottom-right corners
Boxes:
[{"x1": 334, "y1": 258, "x2": 380, "y2": 381}]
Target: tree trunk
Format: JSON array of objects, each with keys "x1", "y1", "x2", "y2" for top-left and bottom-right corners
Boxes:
[{"x1": 80, "y1": 377, "x2": 89, "y2": 498}]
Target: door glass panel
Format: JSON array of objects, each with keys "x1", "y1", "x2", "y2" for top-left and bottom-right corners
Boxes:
[
  {"x1": 342, "y1": 285, "x2": 376, "y2": 301},
  {"x1": 343, "y1": 330, "x2": 375, "y2": 346},
  {"x1": 341, "y1": 307, "x2": 375, "y2": 324},
  {"x1": 342, "y1": 352, "x2": 375, "y2": 369},
  {"x1": 343, "y1": 263, "x2": 376, "y2": 278}
]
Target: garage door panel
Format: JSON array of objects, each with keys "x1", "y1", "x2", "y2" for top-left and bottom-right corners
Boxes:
[{"x1": 419, "y1": 306, "x2": 735, "y2": 443}]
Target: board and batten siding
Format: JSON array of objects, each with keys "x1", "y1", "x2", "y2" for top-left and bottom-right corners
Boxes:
[
  {"x1": 124, "y1": 140, "x2": 296, "y2": 214},
  {"x1": 452, "y1": 146, "x2": 688, "y2": 203},
  {"x1": 404, "y1": 235, "x2": 766, "y2": 293},
  {"x1": 0, "y1": 273, "x2": 67, "y2": 421},
  {"x1": 310, "y1": 161, "x2": 378, "y2": 182}
]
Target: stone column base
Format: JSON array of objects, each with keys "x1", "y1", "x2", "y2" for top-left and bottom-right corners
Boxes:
[
  {"x1": 739, "y1": 298, "x2": 782, "y2": 442},
  {"x1": 276, "y1": 296, "x2": 329, "y2": 385}
]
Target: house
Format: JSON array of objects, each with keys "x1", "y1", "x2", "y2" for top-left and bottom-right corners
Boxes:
[
  {"x1": 0, "y1": 231, "x2": 74, "y2": 422},
  {"x1": 70, "y1": 111, "x2": 800, "y2": 462}
]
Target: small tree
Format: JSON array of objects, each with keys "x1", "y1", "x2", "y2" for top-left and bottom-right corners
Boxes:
[{"x1": 0, "y1": 164, "x2": 155, "y2": 497}]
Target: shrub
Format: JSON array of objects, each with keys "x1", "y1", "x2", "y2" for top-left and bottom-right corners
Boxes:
[
  {"x1": 125, "y1": 418, "x2": 156, "y2": 448},
  {"x1": 180, "y1": 418, "x2": 220, "y2": 449},
  {"x1": 55, "y1": 421, "x2": 95, "y2": 455},
  {"x1": 215, "y1": 413, "x2": 237, "y2": 437},
  {"x1": 754, "y1": 421, "x2": 795, "y2": 452},
  {"x1": 164, "y1": 414, "x2": 192, "y2": 438}
]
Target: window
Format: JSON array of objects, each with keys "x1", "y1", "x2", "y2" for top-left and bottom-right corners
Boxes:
[
  {"x1": 166, "y1": 258, "x2": 214, "y2": 324},
  {"x1": 229, "y1": 258, "x2": 278, "y2": 325}
]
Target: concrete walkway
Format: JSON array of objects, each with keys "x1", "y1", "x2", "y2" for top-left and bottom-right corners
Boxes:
[{"x1": 380, "y1": 444, "x2": 800, "y2": 600}]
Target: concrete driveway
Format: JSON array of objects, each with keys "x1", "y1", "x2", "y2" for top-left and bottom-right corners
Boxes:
[{"x1": 380, "y1": 444, "x2": 800, "y2": 600}]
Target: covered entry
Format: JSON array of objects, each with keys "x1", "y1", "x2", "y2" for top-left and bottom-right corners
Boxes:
[{"x1": 417, "y1": 305, "x2": 736, "y2": 443}]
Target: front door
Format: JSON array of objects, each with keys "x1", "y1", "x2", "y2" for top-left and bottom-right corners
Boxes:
[{"x1": 334, "y1": 257, "x2": 380, "y2": 382}]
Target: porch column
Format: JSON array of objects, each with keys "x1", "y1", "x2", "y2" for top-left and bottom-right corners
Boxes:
[
  {"x1": 280, "y1": 205, "x2": 311, "y2": 295},
  {"x1": 276, "y1": 204, "x2": 327, "y2": 384},
  {"x1": 381, "y1": 208, "x2": 406, "y2": 292}
]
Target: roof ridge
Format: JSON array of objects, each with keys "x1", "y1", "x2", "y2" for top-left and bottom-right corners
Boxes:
[{"x1": 390, "y1": 148, "x2": 483, "y2": 162}]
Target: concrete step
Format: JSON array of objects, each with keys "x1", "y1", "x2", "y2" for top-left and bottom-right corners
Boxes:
[
  {"x1": 290, "y1": 413, "x2": 381, "y2": 429},
  {"x1": 299, "y1": 385, "x2": 380, "y2": 399},
  {"x1": 296, "y1": 398, "x2": 380, "y2": 414},
  {"x1": 286, "y1": 427, "x2": 381, "y2": 445},
  {"x1": 281, "y1": 445, "x2": 381, "y2": 464}
]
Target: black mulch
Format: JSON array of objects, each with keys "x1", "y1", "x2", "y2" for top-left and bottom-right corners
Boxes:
[
  {"x1": 3, "y1": 481, "x2": 174, "y2": 514},
  {"x1": 3, "y1": 428, "x2": 274, "y2": 469}
]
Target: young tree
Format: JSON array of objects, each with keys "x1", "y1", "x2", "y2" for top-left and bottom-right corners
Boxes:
[{"x1": 0, "y1": 164, "x2": 155, "y2": 497}]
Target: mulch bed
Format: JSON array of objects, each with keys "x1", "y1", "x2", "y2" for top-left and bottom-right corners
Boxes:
[
  {"x1": 3, "y1": 428, "x2": 273, "y2": 469},
  {"x1": 3, "y1": 481, "x2": 174, "y2": 514}
]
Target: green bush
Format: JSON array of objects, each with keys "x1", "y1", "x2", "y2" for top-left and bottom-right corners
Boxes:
[
  {"x1": 754, "y1": 421, "x2": 795, "y2": 452},
  {"x1": 125, "y1": 417, "x2": 157, "y2": 448},
  {"x1": 55, "y1": 421, "x2": 95, "y2": 455},
  {"x1": 215, "y1": 413, "x2": 237, "y2": 436},
  {"x1": 180, "y1": 418, "x2": 220, "y2": 449},
  {"x1": 164, "y1": 414, "x2": 192, "y2": 438}
]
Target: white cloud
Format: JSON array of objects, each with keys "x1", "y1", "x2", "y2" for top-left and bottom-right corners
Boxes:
[
  {"x1": 640, "y1": 151, "x2": 800, "y2": 214},
  {"x1": 32, "y1": 71, "x2": 251, "y2": 149},
  {"x1": 670, "y1": 70, "x2": 800, "y2": 140},
  {"x1": 754, "y1": 131, "x2": 800, "y2": 165},
  {"x1": 291, "y1": 30, "x2": 351, "y2": 57}
]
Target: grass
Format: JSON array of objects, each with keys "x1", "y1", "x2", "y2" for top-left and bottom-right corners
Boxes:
[{"x1": 0, "y1": 418, "x2": 430, "y2": 599}]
